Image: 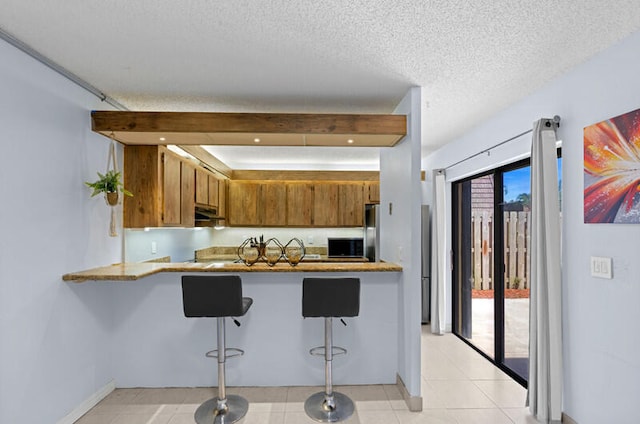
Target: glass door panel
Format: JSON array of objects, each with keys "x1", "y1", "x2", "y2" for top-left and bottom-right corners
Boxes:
[
  {"x1": 501, "y1": 166, "x2": 531, "y2": 380},
  {"x1": 454, "y1": 174, "x2": 495, "y2": 358}
]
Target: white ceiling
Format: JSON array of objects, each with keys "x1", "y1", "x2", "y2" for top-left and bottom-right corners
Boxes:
[{"x1": 2, "y1": 1, "x2": 640, "y2": 170}]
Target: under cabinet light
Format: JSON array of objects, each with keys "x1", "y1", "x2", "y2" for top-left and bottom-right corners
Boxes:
[{"x1": 167, "y1": 145, "x2": 197, "y2": 160}]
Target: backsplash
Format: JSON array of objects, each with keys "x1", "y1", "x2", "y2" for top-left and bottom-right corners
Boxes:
[
  {"x1": 210, "y1": 227, "x2": 363, "y2": 247},
  {"x1": 124, "y1": 227, "x2": 215, "y2": 263},
  {"x1": 125, "y1": 226, "x2": 363, "y2": 263}
]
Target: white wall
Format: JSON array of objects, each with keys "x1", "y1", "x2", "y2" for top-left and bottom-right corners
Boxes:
[
  {"x1": 380, "y1": 87, "x2": 423, "y2": 397},
  {"x1": 0, "y1": 40, "x2": 120, "y2": 423},
  {"x1": 423, "y1": 30, "x2": 640, "y2": 424}
]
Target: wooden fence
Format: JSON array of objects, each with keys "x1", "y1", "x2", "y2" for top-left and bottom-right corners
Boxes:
[{"x1": 471, "y1": 211, "x2": 530, "y2": 290}]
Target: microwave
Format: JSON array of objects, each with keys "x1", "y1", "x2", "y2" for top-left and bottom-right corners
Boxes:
[{"x1": 327, "y1": 238, "x2": 364, "y2": 258}]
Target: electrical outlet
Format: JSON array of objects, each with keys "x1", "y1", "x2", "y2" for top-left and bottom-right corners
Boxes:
[
  {"x1": 590, "y1": 256, "x2": 612, "y2": 279},
  {"x1": 307, "y1": 236, "x2": 314, "y2": 245},
  {"x1": 151, "y1": 241, "x2": 157, "y2": 254}
]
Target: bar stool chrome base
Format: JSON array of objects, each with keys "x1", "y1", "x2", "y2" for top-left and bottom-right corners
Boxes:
[
  {"x1": 304, "y1": 391, "x2": 355, "y2": 423},
  {"x1": 194, "y1": 394, "x2": 248, "y2": 424}
]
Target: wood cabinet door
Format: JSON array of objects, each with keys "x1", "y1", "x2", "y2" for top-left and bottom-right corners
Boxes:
[
  {"x1": 181, "y1": 162, "x2": 195, "y2": 226},
  {"x1": 218, "y1": 179, "x2": 226, "y2": 218},
  {"x1": 313, "y1": 183, "x2": 339, "y2": 226},
  {"x1": 286, "y1": 182, "x2": 313, "y2": 226},
  {"x1": 162, "y1": 152, "x2": 182, "y2": 225},
  {"x1": 124, "y1": 145, "x2": 162, "y2": 228},
  {"x1": 227, "y1": 181, "x2": 260, "y2": 226},
  {"x1": 208, "y1": 175, "x2": 219, "y2": 208},
  {"x1": 260, "y1": 182, "x2": 287, "y2": 226},
  {"x1": 338, "y1": 182, "x2": 364, "y2": 226},
  {"x1": 195, "y1": 169, "x2": 209, "y2": 204},
  {"x1": 365, "y1": 181, "x2": 380, "y2": 204}
]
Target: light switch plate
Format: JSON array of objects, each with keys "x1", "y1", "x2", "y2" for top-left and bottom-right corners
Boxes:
[
  {"x1": 151, "y1": 241, "x2": 157, "y2": 254},
  {"x1": 590, "y1": 256, "x2": 612, "y2": 279}
]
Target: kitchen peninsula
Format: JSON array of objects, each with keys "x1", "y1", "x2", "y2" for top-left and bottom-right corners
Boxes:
[{"x1": 61, "y1": 260, "x2": 404, "y2": 395}]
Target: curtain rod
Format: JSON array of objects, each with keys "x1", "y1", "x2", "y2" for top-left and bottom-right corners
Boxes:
[
  {"x1": 444, "y1": 115, "x2": 561, "y2": 170},
  {"x1": 0, "y1": 27, "x2": 128, "y2": 111}
]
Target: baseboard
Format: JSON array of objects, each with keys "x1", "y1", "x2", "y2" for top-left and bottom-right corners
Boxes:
[
  {"x1": 562, "y1": 412, "x2": 578, "y2": 424},
  {"x1": 57, "y1": 380, "x2": 115, "y2": 424},
  {"x1": 396, "y1": 374, "x2": 423, "y2": 412}
]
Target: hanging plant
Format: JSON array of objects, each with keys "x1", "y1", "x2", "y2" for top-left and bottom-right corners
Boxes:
[
  {"x1": 85, "y1": 133, "x2": 132, "y2": 236},
  {"x1": 85, "y1": 170, "x2": 132, "y2": 205}
]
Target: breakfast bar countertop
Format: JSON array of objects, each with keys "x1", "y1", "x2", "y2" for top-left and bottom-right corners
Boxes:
[{"x1": 62, "y1": 261, "x2": 403, "y2": 282}]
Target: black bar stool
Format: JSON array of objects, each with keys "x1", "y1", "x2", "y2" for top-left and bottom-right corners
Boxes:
[
  {"x1": 302, "y1": 277, "x2": 360, "y2": 423},
  {"x1": 182, "y1": 275, "x2": 253, "y2": 424}
]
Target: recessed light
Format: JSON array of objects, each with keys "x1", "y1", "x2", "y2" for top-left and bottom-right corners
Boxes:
[
  {"x1": 254, "y1": 138, "x2": 261, "y2": 143},
  {"x1": 347, "y1": 139, "x2": 354, "y2": 144},
  {"x1": 159, "y1": 137, "x2": 166, "y2": 141}
]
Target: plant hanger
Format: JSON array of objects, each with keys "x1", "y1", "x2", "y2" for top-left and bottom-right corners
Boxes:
[
  {"x1": 106, "y1": 133, "x2": 119, "y2": 236},
  {"x1": 85, "y1": 132, "x2": 131, "y2": 237}
]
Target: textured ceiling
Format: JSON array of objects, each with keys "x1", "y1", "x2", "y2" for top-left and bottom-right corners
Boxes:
[{"x1": 2, "y1": 1, "x2": 640, "y2": 170}]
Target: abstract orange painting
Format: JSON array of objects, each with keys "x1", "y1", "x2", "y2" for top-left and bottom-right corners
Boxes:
[{"x1": 584, "y1": 108, "x2": 640, "y2": 223}]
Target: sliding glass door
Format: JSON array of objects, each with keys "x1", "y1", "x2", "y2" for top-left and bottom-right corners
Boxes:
[{"x1": 453, "y1": 156, "x2": 561, "y2": 385}]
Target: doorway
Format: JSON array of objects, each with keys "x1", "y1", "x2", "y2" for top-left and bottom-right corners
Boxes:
[
  {"x1": 452, "y1": 156, "x2": 561, "y2": 386},
  {"x1": 452, "y1": 163, "x2": 530, "y2": 384}
]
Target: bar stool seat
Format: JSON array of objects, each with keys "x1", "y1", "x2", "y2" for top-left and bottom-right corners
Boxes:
[
  {"x1": 302, "y1": 277, "x2": 360, "y2": 423},
  {"x1": 182, "y1": 275, "x2": 252, "y2": 424}
]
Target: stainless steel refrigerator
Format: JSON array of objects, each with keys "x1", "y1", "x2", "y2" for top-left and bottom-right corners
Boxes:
[
  {"x1": 364, "y1": 204, "x2": 380, "y2": 262},
  {"x1": 421, "y1": 205, "x2": 431, "y2": 324}
]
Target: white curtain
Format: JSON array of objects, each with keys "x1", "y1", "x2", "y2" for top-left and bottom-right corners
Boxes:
[
  {"x1": 528, "y1": 119, "x2": 563, "y2": 422},
  {"x1": 431, "y1": 170, "x2": 447, "y2": 335}
]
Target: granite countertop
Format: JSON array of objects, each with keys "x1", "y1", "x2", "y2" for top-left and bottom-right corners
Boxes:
[{"x1": 62, "y1": 261, "x2": 402, "y2": 283}]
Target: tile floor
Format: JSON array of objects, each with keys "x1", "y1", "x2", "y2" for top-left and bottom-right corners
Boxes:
[{"x1": 75, "y1": 326, "x2": 541, "y2": 424}]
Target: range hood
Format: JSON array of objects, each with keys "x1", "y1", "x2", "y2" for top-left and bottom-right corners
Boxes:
[{"x1": 195, "y1": 205, "x2": 222, "y2": 227}]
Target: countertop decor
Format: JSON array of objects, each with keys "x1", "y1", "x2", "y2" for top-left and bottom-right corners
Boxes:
[{"x1": 237, "y1": 236, "x2": 306, "y2": 267}]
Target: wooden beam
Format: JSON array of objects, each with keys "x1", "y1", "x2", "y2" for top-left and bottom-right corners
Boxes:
[{"x1": 91, "y1": 111, "x2": 407, "y2": 136}]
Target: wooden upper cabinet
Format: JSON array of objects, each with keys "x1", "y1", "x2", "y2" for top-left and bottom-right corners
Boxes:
[
  {"x1": 286, "y1": 182, "x2": 313, "y2": 226},
  {"x1": 123, "y1": 145, "x2": 197, "y2": 228},
  {"x1": 162, "y1": 152, "x2": 183, "y2": 225},
  {"x1": 225, "y1": 178, "x2": 370, "y2": 227},
  {"x1": 227, "y1": 181, "x2": 260, "y2": 226},
  {"x1": 180, "y1": 162, "x2": 195, "y2": 226},
  {"x1": 313, "y1": 183, "x2": 339, "y2": 227},
  {"x1": 208, "y1": 175, "x2": 219, "y2": 208},
  {"x1": 365, "y1": 181, "x2": 380, "y2": 204},
  {"x1": 260, "y1": 182, "x2": 287, "y2": 226},
  {"x1": 123, "y1": 145, "x2": 162, "y2": 228},
  {"x1": 338, "y1": 182, "x2": 364, "y2": 226},
  {"x1": 195, "y1": 169, "x2": 209, "y2": 205},
  {"x1": 227, "y1": 181, "x2": 287, "y2": 226},
  {"x1": 195, "y1": 168, "x2": 221, "y2": 211},
  {"x1": 218, "y1": 179, "x2": 227, "y2": 218}
]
